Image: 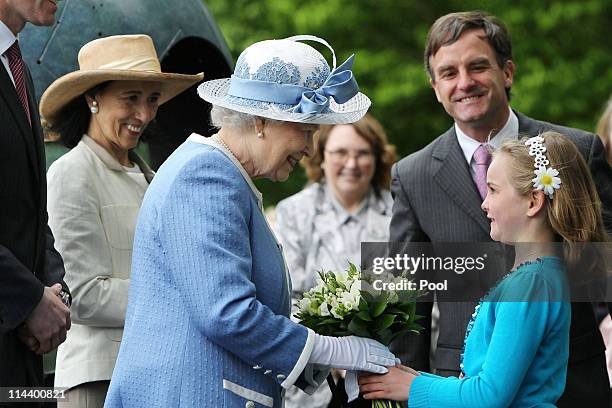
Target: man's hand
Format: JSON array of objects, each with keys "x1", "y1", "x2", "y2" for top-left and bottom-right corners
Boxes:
[
  {"x1": 23, "y1": 283, "x2": 71, "y2": 354},
  {"x1": 17, "y1": 325, "x2": 39, "y2": 352}
]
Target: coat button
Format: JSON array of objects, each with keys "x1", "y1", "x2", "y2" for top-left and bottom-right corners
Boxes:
[
  {"x1": 245, "y1": 401, "x2": 255, "y2": 408},
  {"x1": 277, "y1": 374, "x2": 286, "y2": 380},
  {"x1": 264, "y1": 369, "x2": 272, "y2": 375},
  {"x1": 253, "y1": 365, "x2": 262, "y2": 370}
]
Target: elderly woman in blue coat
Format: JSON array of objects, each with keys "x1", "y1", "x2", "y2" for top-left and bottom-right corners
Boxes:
[{"x1": 105, "y1": 35, "x2": 395, "y2": 408}]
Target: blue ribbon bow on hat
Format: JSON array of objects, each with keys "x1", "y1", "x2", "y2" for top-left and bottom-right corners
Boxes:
[
  {"x1": 227, "y1": 54, "x2": 360, "y2": 114},
  {"x1": 293, "y1": 55, "x2": 358, "y2": 113}
]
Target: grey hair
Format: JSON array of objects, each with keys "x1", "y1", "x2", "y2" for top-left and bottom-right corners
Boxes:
[
  {"x1": 210, "y1": 105, "x2": 255, "y2": 130},
  {"x1": 210, "y1": 105, "x2": 283, "y2": 130}
]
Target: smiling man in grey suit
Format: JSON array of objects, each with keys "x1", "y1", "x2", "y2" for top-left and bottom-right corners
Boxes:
[
  {"x1": 390, "y1": 10, "x2": 612, "y2": 407},
  {"x1": 0, "y1": 0, "x2": 71, "y2": 398}
]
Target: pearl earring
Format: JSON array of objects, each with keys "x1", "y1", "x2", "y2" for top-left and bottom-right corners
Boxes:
[
  {"x1": 257, "y1": 131, "x2": 264, "y2": 139},
  {"x1": 90, "y1": 101, "x2": 98, "y2": 114}
]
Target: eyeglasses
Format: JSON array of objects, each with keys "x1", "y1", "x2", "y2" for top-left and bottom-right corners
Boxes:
[{"x1": 324, "y1": 148, "x2": 374, "y2": 164}]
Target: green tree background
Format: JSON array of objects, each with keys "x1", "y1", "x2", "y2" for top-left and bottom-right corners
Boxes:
[{"x1": 204, "y1": 0, "x2": 612, "y2": 207}]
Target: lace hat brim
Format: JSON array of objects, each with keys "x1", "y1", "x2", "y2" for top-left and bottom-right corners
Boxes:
[{"x1": 197, "y1": 78, "x2": 371, "y2": 125}]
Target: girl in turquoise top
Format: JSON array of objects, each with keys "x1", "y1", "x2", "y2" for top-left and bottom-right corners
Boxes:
[{"x1": 359, "y1": 131, "x2": 609, "y2": 407}]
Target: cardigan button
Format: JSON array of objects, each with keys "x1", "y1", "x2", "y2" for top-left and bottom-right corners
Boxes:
[
  {"x1": 277, "y1": 374, "x2": 286, "y2": 380},
  {"x1": 264, "y1": 369, "x2": 272, "y2": 375},
  {"x1": 245, "y1": 401, "x2": 255, "y2": 408}
]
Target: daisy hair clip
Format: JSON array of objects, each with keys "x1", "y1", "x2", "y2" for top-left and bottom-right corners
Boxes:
[{"x1": 525, "y1": 135, "x2": 561, "y2": 197}]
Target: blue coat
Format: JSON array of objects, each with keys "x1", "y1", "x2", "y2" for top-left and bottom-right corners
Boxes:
[{"x1": 105, "y1": 135, "x2": 315, "y2": 408}]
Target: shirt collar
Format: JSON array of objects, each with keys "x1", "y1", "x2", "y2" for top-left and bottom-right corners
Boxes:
[
  {"x1": 0, "y1": 20, "x2": 17, "y2": 58},
  {"x1": 324, "y1": 183, "x2": 369, "y2": 225},
  {"x1": 455, "y1": 107, "x2": 519, "y2": 163}
]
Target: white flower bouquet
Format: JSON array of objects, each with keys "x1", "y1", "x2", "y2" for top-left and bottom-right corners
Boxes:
[{"x1": 295, "y1": 262, "x2": 424, "y2": 408}]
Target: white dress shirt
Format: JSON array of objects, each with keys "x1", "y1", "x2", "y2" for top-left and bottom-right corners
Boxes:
[
  {"x1": 0, "y1": 19, "x2": 17, "y2": 86},
  {"x1": 455, "y1": 108, "x2": 519, "y2": 179}
]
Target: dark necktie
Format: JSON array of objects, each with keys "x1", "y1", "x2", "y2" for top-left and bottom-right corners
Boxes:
[{"x1": 6, "y1": 40, "x2": 31, "y2": 126}]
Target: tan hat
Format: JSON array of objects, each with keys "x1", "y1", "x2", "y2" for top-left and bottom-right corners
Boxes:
[{"x1": 40, "y1": 34, "x2": 204, "y2": 123}]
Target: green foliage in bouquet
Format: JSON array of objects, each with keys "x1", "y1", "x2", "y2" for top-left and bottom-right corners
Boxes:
[
  {"x1": 295, "y1": 262, "x2": 424, "y2": 408},
  {"x1": 294, "y1": 262, "x2": 424, "y2": 347}
]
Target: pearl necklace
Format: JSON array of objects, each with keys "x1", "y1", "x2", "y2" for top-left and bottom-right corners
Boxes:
[{"x1": 211, "y1": 134, "x2": 237, "y2": 159}]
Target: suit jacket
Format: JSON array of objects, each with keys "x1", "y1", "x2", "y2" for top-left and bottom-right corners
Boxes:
[
  {"x1": 390, "y1": 110, "x2": 612, "y2": 406},
  {"x1": 105, "y1": 136, "x2": 316, "y2": 408},
  {"x1": 47, "y1": 136, "x2": 153, "y2": 389},
  {"x1": 0, "y1": 55, "x2": 68, "y2": 387}
]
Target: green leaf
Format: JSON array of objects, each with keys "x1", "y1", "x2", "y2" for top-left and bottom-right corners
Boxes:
[
  {"x1": 370, "y1": 301, "x2": 388, "y2": 318},
  {"x1": 362, "y1": 291, "x2": 375, "y2": 304},
  {"x1": 413, "y1": 314, "x2": 425, "y2": 323},
  {"x1": 384, "y1": 306, "x2": 404, "y2": 314},
  {"x1": 387, "y1": 329, "x2": 413, "y2": 344},
  {"x1": 316, "y1": 318, "x2": 341, "y2": 326},
  {"x1": 374, "y1": 314, "x2": 396, "y2": 331},
  {"x1": 357, "y1": 310, "x2": 373, "y2": 321},
  {"x1": 376, "y1": 328, "x2": 394, "y2": 346},
  {"x1": 347, "y1": 261, "x2": 358, "y2": 275},
  {"x1": 395, "y1": 302, "x2": 415, "y2": 316},
  {"x1": 348, "y1": 316, "x2": 371, "y2": 338},
  {"x1": 358, "y1": 297, "x2": 369, "y2": 313},
  {"x1": 409, "y1": 322, "x2": 424, "y2": 332}
]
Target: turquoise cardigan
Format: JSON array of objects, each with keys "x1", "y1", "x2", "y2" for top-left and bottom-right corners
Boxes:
[{"x1": 409, "y1": 256, "x2": 570, "y2": 407}]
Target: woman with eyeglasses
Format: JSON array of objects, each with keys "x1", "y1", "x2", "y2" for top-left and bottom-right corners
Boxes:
[{"x1": 275, "y1": 113, "x2": 397, "y2": 408}]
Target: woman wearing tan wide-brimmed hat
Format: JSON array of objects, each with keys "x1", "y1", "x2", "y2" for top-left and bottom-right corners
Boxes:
[{"x1": 40, "y1": 34, "x2": 202, "y2": 408}]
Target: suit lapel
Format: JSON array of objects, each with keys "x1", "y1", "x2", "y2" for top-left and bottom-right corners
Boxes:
[
  {"x1": 0, "y1": 63, "x2": 39, "y2": 182},
  {"x1": 515, "y1": 110, "x2": 542, "y2": 136},
  {"x1": 25, "y1": 66, "x2": 42, "y2": 183},
  {"x1": 432, "y1": 128, "x2": 490, "y2": 234}
]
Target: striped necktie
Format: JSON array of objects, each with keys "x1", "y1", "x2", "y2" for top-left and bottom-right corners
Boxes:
[
  {"x1": 6, "y1": 40, "x2": 31, "y2": 126},
  {"x1": 472, "y1": 144, "x2": 491, "y2": 200}
]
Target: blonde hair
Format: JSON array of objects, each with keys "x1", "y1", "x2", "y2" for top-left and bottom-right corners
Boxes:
[
  {"x1": 302, "y1": 113, "x2": 397, "y2": 192},
  {"x1": 496, "y1": 132, "x2": 609, "y2": 288},
  {"x1": 496, "y1": 131, "x2": 607, "y2": 243},
  {"x1": 595, "y1": 97, "x2": 612, "y2": 164}
]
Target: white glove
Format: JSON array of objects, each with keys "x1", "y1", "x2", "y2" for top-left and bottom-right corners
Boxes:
[
  {"x1": 345, "y1": 370, "x2": 359, "y2": 402},
  {"x1": 345, "y1": 358, "x2": 402, "y2": 402},
  {"x1": 309, "y1": 334, "x2": 396, "y2": 374}
]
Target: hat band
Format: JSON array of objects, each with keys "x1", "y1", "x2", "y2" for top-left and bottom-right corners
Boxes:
[
  {"x1": 82, "y1": 56, "x2": 161, "y2": 72},
  {"x1": 227, "y1": 55, "x2": 359, "y2": 114}
]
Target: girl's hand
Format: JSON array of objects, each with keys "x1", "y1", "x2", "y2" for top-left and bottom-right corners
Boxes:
[{"x1": 358, "y1": 365, "x2": 419, "y2": 401}]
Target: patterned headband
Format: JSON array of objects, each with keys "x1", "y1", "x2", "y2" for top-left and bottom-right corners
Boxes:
[{"x1": 525, "y1": 136, "x2": 561, "y2": 197}]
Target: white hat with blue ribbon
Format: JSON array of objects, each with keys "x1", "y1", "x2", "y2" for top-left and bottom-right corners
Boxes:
[{"x1": 197, "y1": 35, "x2": 371, "y2": 125}]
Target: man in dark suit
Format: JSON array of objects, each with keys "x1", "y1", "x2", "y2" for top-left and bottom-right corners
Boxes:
[
  {"x1": 390, "y1": 11, "x2": 612, "y2": 407},
  {"x1": 0, "y1": 0, "x2": 71, "y2": 398}
]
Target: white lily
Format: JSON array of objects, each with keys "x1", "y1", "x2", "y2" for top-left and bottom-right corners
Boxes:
[{"x1": 319, "y1": 301, "x2": 330, "y2": 317}]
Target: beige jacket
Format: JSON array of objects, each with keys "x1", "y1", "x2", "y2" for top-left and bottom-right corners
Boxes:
[{"x1": 47, "y1": 136, "x2": 153, "y2": 389}]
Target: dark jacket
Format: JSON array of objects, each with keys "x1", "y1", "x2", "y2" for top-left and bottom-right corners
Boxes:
[{"x1": 0, "y1": 57, "x2": 68, "y2": 388}]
